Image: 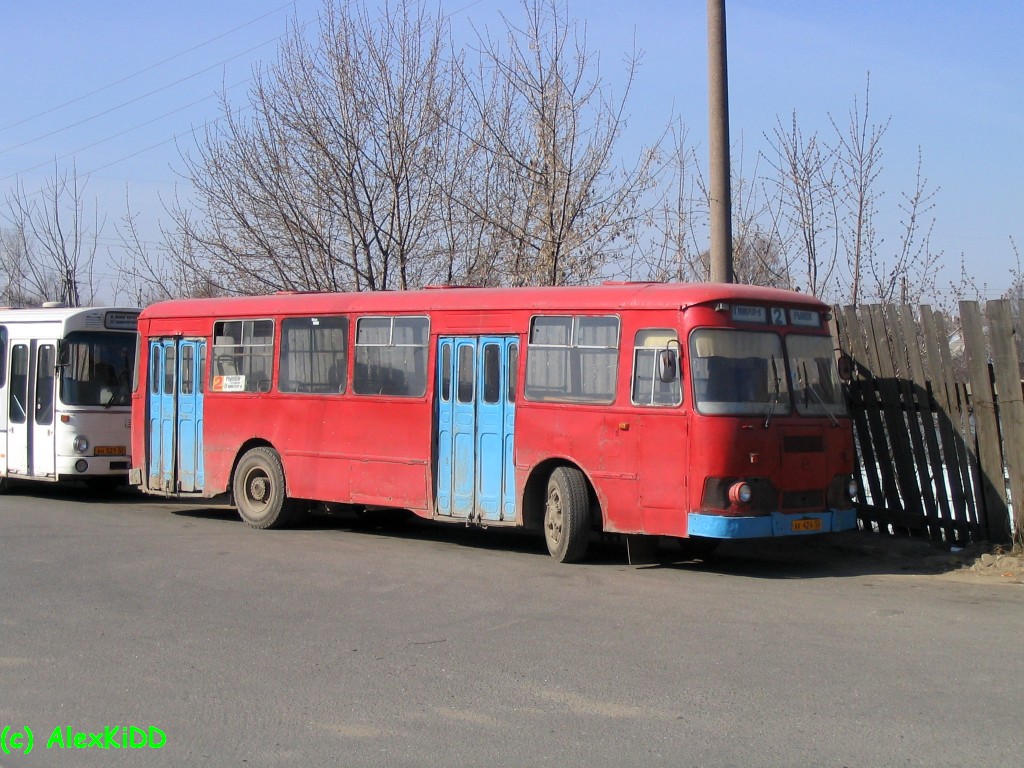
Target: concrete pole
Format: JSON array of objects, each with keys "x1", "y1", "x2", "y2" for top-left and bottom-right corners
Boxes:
[{"x1": 707, "y1": 0, "x2": 733, "y2": 283}]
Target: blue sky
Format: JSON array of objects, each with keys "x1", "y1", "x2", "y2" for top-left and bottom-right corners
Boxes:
[{"x1": 1, "y1": 1, "x2": 1020, "y2": 301}]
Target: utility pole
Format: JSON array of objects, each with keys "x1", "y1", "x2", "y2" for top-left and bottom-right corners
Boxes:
[{"x1": 707, "y1": 0, "x2": 733, "y2": 283}]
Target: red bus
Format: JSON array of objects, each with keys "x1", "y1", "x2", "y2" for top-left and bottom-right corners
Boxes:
[{"x1": 129, "y1": 283, "x2": 858, "y2": 562}]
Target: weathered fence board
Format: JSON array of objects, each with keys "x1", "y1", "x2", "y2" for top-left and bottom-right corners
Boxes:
[
  {"x1": 835, "y1": 300, "x2": 1022, "y2": 545},
  {"x1": 989, "y1": 301, "x2": 1024, "y2": 538},
  {"x1": 961, "y1": 302, "x2": 1010, "y2": 542},
  {"x1": 899, "y1": 304, "x2": 950, "y2": 539}
]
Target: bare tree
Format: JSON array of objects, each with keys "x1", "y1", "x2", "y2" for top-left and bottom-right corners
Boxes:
[
  {"x1": 462, "y1": 0, "x2": 659, "y2": 286},
  {"x1": 0, "y1": 228, "x2": 34, "y2": 306},
  {"x1": 1, "y1": 163, "x2": 101, "y2": 306},
  {"x1": 1001, "y1": 237, "x2": 1023, "y2": 300},
  {"x1": 113, "y1": 190, "x2": 204, "y2": 306},
  {"x1": 635, "y1": 121, "x2": 706, "y2": 282},
  {"x1": 727, "y1": 141, "x2": 792, "y2": 288},
  {"x1": 766, "y1": 112, "x2": 839, "y2": 297},
  {"x1": 870, "y1": 148, "x2": 942, "y2": 305},
  {"x1": 642, "y1": 127, "x2": 792, "y2": 289},
  {"x1": 830, "y1": 76, "x2": 888, "y2": 305},
  {"x1": 168, "y1": 0, "x2": 467, "y2": 294}
]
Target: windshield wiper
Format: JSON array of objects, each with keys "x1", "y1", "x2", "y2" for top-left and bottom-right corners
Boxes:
[
  {"x1": 763, "y1": 355, "x2": 782, "y2": 429},
  {"x1": 800, "y1": 361, "x2": 840, "y2": 427}
]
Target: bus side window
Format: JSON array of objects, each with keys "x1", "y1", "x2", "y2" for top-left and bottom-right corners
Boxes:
[
  {"x1": 214, "y1": 341, "x2": 238, "y2": 376},
  {"x1": 353, "y1": 315, "x2": 428, "y2": 397},
  {"x1": 632, "y1": 329, "x2": 681, "y2": 407},
  {"x1": 457, "y1": 344, "x2": 474, "y2": 403},
  {"x1": 150, "y1": 348, "x2": 161, "y2": 394},
  {"x1": 507, "y1": 344, "x2": 518, "y2": 403},
  {"x1": 279, "y1": 316, "x2": 348, "y2": 394},
  {"x1": 9, "y1": 344, "x2": 28, "y2": 424},
  {"x1": 35, "y1": 345, "x2": 55, "y2": 425}
]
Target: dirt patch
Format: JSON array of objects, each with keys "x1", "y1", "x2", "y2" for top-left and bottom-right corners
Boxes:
[
  {"x1": 708, "y1": 531, "x2": 1024, "y2": 585},
  {"x1": 940, "y1": 544, "x2": 1024, "y2": 585}
]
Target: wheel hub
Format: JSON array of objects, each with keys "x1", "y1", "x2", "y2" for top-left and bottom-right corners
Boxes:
[
  {"x1": 249, "y1": 476, "x2": 268, "y2": 502},
  {"x1": 545, "y1": 490, "x2": 563, "y2": 542}
]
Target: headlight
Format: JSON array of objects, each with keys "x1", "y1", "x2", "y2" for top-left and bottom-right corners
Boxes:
[
  {"x1": 728, "y1": 481, "x2": 753, "y2": 505},
  {"x1": 73, "y1": 436, "x2": 89, "y2": 453}
]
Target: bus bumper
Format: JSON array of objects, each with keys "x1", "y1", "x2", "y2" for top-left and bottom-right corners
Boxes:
[{"x1": 687, "y1": 508, "x2": 858, "y2": 539}]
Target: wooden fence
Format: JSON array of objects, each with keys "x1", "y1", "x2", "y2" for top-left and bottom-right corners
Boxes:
[{"x1": 832, "y1": 301, "x2": 1024, "y2": 546}]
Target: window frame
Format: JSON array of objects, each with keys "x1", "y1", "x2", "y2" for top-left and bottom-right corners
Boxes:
[
  {"x1": 352, "y1": 315, "x2": 430, "y2": 398},
  {"x1": 630, "y1": 328, "x2": 683, "y2": 408},
  {"x1": 210, "y1": 318, "x2": 275, "y2": 394},
  {"x1": 278, "y1": 315, "x2": 349, "y2": 395},
  {"x1": 524, "y1": 314, "x2": 620, "y2": 405}
]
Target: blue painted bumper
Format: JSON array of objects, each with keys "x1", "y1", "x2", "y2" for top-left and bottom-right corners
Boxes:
[{"x1": 687, "y1": 508, "x2": 858, "y2": 539}]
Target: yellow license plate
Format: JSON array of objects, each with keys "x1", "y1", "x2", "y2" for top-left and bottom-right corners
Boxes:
[
  {"x1": 94, "y1": 446, "x2": 126, "y2": 456},
  {"x1": 792, "y1": 518, "x2": 822, "y2": 532}
]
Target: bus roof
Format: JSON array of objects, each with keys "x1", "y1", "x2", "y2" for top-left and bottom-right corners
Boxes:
[
  {"x1": 0, "y1": 306, "x2": 139, "y2": 326},
  {"x1": 139, "y1": 283, "x2": 828, "y2": 321}
]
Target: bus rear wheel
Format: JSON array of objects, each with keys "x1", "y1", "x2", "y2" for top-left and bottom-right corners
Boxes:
[
  {"x1": 233, "y1": 447, "x2": 295, "y2": 529},
  {"x1": 544, "y1": 467, "x2": 591, "y2": 563}
]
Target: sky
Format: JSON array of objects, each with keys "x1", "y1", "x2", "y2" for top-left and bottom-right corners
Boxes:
[{"x1": 1, "y1": 0, "x2": 1021, "y2": 303}]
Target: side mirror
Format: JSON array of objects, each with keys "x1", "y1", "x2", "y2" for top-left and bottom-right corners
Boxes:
[{"x1": 658, "y1": 349, "x2": 678, "y2": 383}]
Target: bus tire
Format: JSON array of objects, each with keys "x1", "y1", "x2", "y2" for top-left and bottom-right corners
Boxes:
[
  {"x1": 233, "y1": 447, "x2": 295, "y2": 529},
  {"x1": 544, "y1": 466, "x2": 591, "y2": 563}
]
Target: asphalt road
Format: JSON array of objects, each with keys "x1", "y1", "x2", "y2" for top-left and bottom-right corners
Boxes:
[{"x1": 1, "y1": 484, "x2": 1022, "y2": 768}]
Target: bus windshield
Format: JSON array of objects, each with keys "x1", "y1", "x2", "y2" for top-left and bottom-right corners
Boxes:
[
  {"x1": 59, "y1": 331, "x2": 136, "y2": 407},
  {"x1": 690, "y1": 329, "x2": 789, "y2": 415},
  {"x1": 787, "y1": 334, "x2": 847, "y2": 417},
  {"x1": 690, "y1": 328, "x2": 847, "y2": 418}
]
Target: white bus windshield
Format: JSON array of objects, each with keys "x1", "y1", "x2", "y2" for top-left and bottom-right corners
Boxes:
[{"x1": 59, "y1": 331, "x2": 136, "y2": 407}]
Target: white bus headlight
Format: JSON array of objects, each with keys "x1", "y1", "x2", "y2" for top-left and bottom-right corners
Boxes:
[{"x1": 73, "y1": 436, "x2": 90, "y2": 453}]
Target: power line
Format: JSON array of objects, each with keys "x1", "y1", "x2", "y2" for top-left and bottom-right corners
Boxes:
[
  {"x1": 0, "y1": 0, "x2": 297, "y2": 133},
  {"x1": 0, "y1": 79, "x2": 253, "y2": 184},
  {"x1": 0, "y1": 35, "x2": 281, "y2": 157},
  {"x1": 88, "y1": 108, "x2": 252, "y2": 175}
]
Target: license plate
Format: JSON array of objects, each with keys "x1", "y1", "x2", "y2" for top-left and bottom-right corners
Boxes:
[
  {"x1": 94, "y1": 446, "x2": 126, "y2": 456},
  {"x1": 792, "y1": 518, "x2": 822, "y2": 532}
]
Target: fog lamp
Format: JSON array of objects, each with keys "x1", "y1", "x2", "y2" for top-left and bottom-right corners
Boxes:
[{"x1": 728, "y1": 482, "x2": 753, "y2": 505}]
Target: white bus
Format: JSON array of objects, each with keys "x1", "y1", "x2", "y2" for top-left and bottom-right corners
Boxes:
[{"x1": 0, "y1": 305, "x2": 139, "y2": 491}]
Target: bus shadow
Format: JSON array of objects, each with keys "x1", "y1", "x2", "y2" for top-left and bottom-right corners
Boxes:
[
  {"x1": 653, "y1": 531, "x2": 974, "y2": 580},
  {"x1": 299, "y1": 508, "x2": 556, "y2": 558},
  {"x1": 161, "y1": 502, "x2": 972, "y2": 578},
  {"x1": 1, "y1": 481, "x2": 150, "y2": 505}
]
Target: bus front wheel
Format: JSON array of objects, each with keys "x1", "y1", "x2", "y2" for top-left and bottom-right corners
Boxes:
[
  {"x1": 544, "y1": 467, "x2": 590, "y2": 563},
  {"x1": 233, "y1": 447, "x2": 295, "y2": 529}
]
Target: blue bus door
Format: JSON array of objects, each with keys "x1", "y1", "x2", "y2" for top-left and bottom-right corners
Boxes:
[
  {"x1": 148, "y1": 338, "x2": 205, "y2": 493},
  {"x1": 175, "y1": 339, "x2": 205, "y2": 492},
  {"x1": 436, "y1": 336, "x2": 517, "y2": 522}
]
